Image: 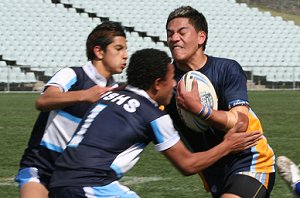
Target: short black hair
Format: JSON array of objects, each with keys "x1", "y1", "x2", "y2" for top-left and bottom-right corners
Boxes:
[
  {"x1": 126, "y1": 48, "x2": 172, "y2": 90},
  {"x1": 166, "y1": 6, "x2": 208, "y2": 51},
  {"x1": 86, "y1": 21, "x2": 126, "y2": 60}
]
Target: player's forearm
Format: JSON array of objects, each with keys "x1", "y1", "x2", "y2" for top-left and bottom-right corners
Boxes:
[
  {"x1": 164, "y1": 141, "x2": 230, "y2": 176},
  {"x1": 205, "y1": 109, "x2": 235, "y2": 131},
  {"x1": 185, "y1": 102, "x2": 231, "y2": 131},
  {"x1": 182, "y1": 142, "x2": 230, "y2": 175},
  {"x1": 35, "y1": 90, "x2": 86, "y2": 111},
  {"x1": 205, "y1": 106, "x2": 249, "y2": 132}
]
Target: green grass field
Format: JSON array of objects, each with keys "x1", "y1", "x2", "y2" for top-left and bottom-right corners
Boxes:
[{"x1": 0, "y1": 91, "x2": 299, "y2": 197}]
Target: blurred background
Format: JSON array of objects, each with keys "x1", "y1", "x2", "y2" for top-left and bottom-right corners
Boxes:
[{"x1": 0, "y1": 0, "x2": 299, "y2": 92}]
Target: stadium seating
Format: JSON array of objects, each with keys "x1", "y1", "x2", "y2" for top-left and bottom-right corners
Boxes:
[{"x1": 0, "y1": 0, "x2": 299, "y2": 90}]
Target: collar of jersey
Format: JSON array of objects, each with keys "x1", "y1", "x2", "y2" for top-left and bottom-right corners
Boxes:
[
  {"x1": 83, "y1": 61, "x2": 117, "y2": 87},
  {"x1": 125, "y1": 85, "x2": 158, "y2": 107}
]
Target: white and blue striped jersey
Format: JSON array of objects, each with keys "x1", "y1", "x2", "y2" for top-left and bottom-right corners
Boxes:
[
  {"x1": 49, "y1": 86, "x2": 180, "y2": 188},
  {"x1": 18, "y1": 62, "x2": 117, "y2": 186}
]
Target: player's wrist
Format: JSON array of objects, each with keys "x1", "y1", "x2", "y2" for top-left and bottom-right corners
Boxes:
[
  {"x1": 218, "y1": 141, "x2": 231, "y2": 156},
  {"x1": 197, "y1": 105, "x2": 212, "y2": 120},
  {"x1": 78, "y1": 90, "x2": 88, "y2": 102}
]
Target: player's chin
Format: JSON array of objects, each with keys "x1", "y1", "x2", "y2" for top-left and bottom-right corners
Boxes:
[
  {"x1": 115, "y1": 68, "x2": 125, "y2": 73},
  {"x1": 171, "y1": 53, "x2": 186, "y2": 62}
]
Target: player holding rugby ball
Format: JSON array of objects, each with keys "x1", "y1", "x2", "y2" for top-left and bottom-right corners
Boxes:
[{"x1": 165, "y1": 6, "x2": 276, "y2": 198}]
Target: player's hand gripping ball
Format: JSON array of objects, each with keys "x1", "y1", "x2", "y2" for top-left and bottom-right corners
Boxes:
[{"x1": 176, "y1": 71, "x2": 218, "y2": 132}]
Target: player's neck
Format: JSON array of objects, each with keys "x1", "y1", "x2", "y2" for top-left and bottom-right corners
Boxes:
[
  {"x1": 92, "y1": 60, "x2": 112, "y2": 80},
  {"x1": 175, "y1": 52, "x2": 207, "y2": 71}
]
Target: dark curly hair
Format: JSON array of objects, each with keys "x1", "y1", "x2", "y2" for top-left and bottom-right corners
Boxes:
[
  {"x1": 166, "y1": 6, "x2": 208, "y2": 51},
  {"x1": 86, "y1": 21, "x2": 126, "y2": 60},
  {"x1": 126, "y1": 48, "x2": 172, "y2": 90}
]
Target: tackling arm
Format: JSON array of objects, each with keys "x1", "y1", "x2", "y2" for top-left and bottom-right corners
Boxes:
[
  {"x1": 36, "y1": 85, "x2": 112, "y2": 111},
  {"x1": 162, "y1": 122, "x2": 262, "y2": 176}
]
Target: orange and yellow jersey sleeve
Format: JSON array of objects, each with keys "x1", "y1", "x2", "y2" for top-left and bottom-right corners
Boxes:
[{"x1": 246, "y1": 108, "x2": 276, "y2": 173}]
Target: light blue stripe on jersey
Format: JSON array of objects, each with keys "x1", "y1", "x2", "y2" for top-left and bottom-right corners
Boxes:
[
  {"x1": 150, "y1": 120, "x2": 164, "y2": 143},
  {"x1": 259, "y1": 173, "x2": 267, "y2": 185},
  {"x1": 111, "y1": 164, "x2": 123, "y2": 178},
  {"x1": 65, "y1": 76, "x2": 77, "y2": 91},
  {"x1": 83, "y1": 181, "x2": 139, "y2": 197},
  {"x1": 40, "y1": 140, "x2": 64, "y2": 153},
  {"x1": 15, "y1": 167, "x2": 39, "y2": 188},
  {"x1": 250, "y1": 146, "x2": 259, "y2": 172},
  {"x1": 238, "y1": 172, "x2": 268, "y2": 188},
  {"x1": 56, "y1": 110, "x2": 81, "y2": 123}
]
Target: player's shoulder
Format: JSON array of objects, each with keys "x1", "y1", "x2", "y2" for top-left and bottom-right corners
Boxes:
[
  {"x1": 51, "y1": 67, "x2": 77, "y2": 79},
  {"x1": 209, "y1": 55, "x2": 240, "y2": 67},
  {"x1": 208, "y1": 56, "x2": 244, "y2": 76},
  {"x1": 105, "y1": 89, "x2": 166, "y2": 118},
  {"x1": 134, "y1": 96, "x2": 168, "y2": 121},
  {"x1": 139, "y1": 98, "x2": 167, "y2": 118}
]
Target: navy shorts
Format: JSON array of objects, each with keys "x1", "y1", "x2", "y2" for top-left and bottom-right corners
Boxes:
[{"x1": 215, "y1": 173, "x2": 276, "y2": 198}]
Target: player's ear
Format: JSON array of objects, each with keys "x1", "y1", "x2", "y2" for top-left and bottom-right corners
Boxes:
[
  {"x1": 153, "y1": 78, "x2": 162, "y2": 91},
  {"x1": 197, "y1": 31, "x2": 206, "y2": 46},
  {"x1": 93, "y1": 46, "x2": 104, "y2": 60}
]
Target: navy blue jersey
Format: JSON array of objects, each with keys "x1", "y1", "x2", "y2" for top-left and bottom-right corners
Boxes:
[
  {"x1": 49, "y1": 86, "x2": 180, "y2": 188},
  {"x1": 166, "y1": 55, "x2": 249, "y2": 151},
  {"x1": 165, "y1": 56, "x2": 275, "y2": 194},
  {"x1": 18, "y1": 62, "x2": 118, "y2": 187}
]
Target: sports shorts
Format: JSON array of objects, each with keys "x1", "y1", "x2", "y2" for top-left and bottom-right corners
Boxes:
[
  {"x1": 218, "y1": 172, "x2": 276, "y2": 198},
  {"x1": 49, "y1": 181, "x2": 140, "y2": 198},
  {"x1": 15, "y1": 167, "x2": 51, "y2": 188}
]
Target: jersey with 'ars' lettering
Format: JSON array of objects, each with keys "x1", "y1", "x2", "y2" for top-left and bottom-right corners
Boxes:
[
  {"x1": 165, "y1": 55, "x2": 275, "y2": 190},
  {"x1": 49, "y1": 86, "x2": 180, "y2": 188},
  {"x1": 18, "y1": 62, "x2": 117, "y2": 185}
]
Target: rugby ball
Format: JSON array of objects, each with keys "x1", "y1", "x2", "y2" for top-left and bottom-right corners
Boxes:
[{"x1": 176, "y1": 71, "x2": 218, "y2": 132}]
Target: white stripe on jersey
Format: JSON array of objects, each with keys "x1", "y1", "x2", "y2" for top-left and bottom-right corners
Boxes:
[
  {"x1": 83, "y1": 181, "x2": 139, "y2": 198},
  {"x1": 45, "y1": 67, "x2": 77, "y2": 92},
  {"x1": 110, "y1": 115, "x2": 180, "y2": 178},
  {"x1": 40, "y1": 110, "x2": 81, "y2": 153},
  {"x1": 151, "y1": 115, "x2": 180, "y2": 151},
  {"x1": 110, "y1": 143, "x2": 146, "y2": 178},
  {"x1": 68, "y1": 104, "x2": 107, "y2": 148}
]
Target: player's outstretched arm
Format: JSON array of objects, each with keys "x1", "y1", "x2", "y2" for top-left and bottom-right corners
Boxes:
[
  {"x1": 36, "y1": 85, "x2": 112, "y2": 111},
  {"x1": 162, "y1": 122, "x2": 262, "y2": 176}
]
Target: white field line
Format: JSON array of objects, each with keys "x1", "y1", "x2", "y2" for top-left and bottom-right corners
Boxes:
[
  {"x1": 0, "y1": 176, "x2": 167, "y2": 186},
  {"x1": 0, "y1": 177, "x2": 17, "y2": 186},
  {"x1": 121, "y1": 176, "x2": 168, "y2": 185}
]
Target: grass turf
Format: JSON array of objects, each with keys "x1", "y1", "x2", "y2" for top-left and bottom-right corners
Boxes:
[{"x1": 0, "y1": 90, "x2": 299, "y2": 197}]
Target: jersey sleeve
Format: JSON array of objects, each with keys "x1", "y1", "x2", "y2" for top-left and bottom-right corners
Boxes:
[
  {"x1": 223, "y1": 61, "x2": 249, "y2": 109},
  {"x1": 44, "y1": 67, "x2": 77, "y2": 93},
  {"x1": 150, "y1": 114, "x2": 180, "y2": 152}
]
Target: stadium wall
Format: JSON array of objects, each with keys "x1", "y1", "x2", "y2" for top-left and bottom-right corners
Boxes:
[{"x1": 238, "y1": 0, "x2": 300, "y2": 15}]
